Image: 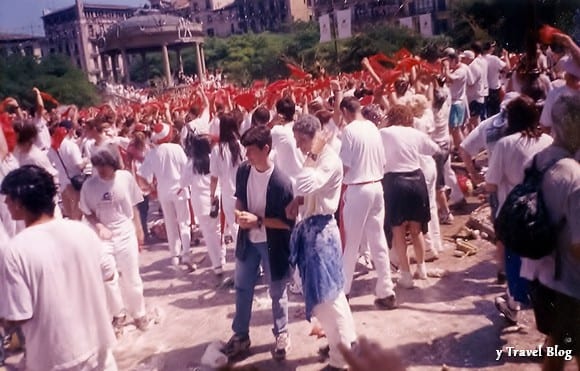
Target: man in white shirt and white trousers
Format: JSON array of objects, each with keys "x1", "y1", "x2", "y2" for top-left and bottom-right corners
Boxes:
[{"x1": 337, "y1": 96, "x2": 397, "y2": 309}]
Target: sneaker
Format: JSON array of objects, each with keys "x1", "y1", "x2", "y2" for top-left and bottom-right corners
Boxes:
[
  {"x1": 214, "y1": 266, "x2": 224, "y2": 278},
  {"x1": 288, "y1": 282, "x2": 303, "y2": 295},
  {"x1": 374, "y1": 294, "x2": 397, "y2": 310},
  {"x1": 134, "y1": 315, "x2": 151, "y2": 331},
  {"x1": 398, "y1": 274, "x2": 415, "y2": 289},
  {"x1": 358, "y1": 254, "x2": 374, "y2": 271},
  {"x1": 497, "y1": 271, "x2": 507, "y2": 284},
  {"x1": 494, "y1": 297, "x2": 518, "y2": 325},
  {"x1": 272, "y1": 332, "x2": 291, "y2": 361},
  {"x1": 440, "y1": 211, "x2": 454, "y2": 225},
  {"x1": 222, "y1": 334, "x2": 251, "y2": 358},
  {"x1": 112, "y1": 315, "x2": 127, "y2": 337}
]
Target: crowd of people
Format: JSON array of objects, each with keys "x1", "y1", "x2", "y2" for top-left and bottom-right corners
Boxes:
[{"x1": 0, "y1": 26, "x2": 578, "y2": 371}]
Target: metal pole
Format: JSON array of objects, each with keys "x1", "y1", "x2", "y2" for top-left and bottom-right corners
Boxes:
[{"x1": 332, "y1": 0, "x2": 339, "y2": 63}]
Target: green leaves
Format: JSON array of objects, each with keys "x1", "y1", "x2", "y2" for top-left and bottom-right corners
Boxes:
[{"x1": 0, "y1": 54, "x2": 99, "y2": 109}]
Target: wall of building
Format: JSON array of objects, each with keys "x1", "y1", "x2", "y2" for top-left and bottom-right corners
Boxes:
[{"x1": 0, "y1": 35, "x2": 44, "y2": 59}]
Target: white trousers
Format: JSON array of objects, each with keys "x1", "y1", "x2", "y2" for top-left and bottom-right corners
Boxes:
[
  {"x1": 422, "y1": 160, "x2": 443, "y2": 253},
  {"x1": 159, "y1": 196, "x2": 191, "y2": 258},
  {"x1": 342, "y1": 182, "x2": 395, "y2": 298},
  {"x1": 221, "y1": 192, "x2": 239, "y2": 240},
  {"x1": 190, "y1": 191, "x2": 225, "y2": 269},
  {"x1": 102, "y1": 229, "x2": 146, "y2": 319},
  {"x1": 312, "y1": 292, "x2": 357, "y2": 369},
  {"x1": 444, "y1": 160, "x2": 463, "y2": 204},
  {"x1": 66, "y1": 348, "x2": 117, "y2": 371}
]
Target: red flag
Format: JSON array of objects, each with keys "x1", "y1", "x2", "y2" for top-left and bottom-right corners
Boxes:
[
  {"x1": 396, "y1": 57, "x2": 421, "y2": 72},
  {"x1": 252, "y1": 80, "x2": 267, "y2": 89},
  {"x1": 51, "y1": 126, "x2": 68, "y2": 150},
  {"x1": 234, "y1": 93, "x2": 257, "y2": 111},
  {"x1": 266, "y1": 80, "x2": 291, "y2": 94},
  {"x1": 360, "y1": 95, "x2": 373, "y2": 106},
  {"x1": 394, "y1": 48, "x2": 412, "y2": 61},
  {"x1": 380, "y1": 69, "x2": 403, "y2": 85},
  {"x1": 286, "y1": 63, "x2": 309, "y2": 79},
  {"x1": 0, "y1": 113, "x2": 16, "y2": 153},
  {"x1": 40, "y1": 91, "x2": 59, "y2": 106},
  {"x1": 538, "y1": 24, "x2": 564, "y2": 44}
]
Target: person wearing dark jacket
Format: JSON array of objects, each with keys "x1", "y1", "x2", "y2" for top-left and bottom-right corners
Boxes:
[{"x1": 222, "y1": 125, "x2": 294, "y2": 361}]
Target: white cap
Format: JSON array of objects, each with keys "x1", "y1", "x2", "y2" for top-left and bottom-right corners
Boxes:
[
  {"x1": 150, "y1": 122, "x2": 172, "y2": 144},
  {"x1": 462, "y1": 50, "x2": 475, "y2": 60}
]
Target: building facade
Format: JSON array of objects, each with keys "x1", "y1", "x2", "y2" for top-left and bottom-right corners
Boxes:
[
  {"x1": 0, "y1": 33, "x2": 45, "y2": 59},
  {"x1": 153, "y1": 0, "x2": 311, "y2": 37},
  {"x1": 309, "y1": 0, "x2": 451, "y2": 36},
  {"x1": 42, "y1": 1, "x2": 136, "y2": 83}
]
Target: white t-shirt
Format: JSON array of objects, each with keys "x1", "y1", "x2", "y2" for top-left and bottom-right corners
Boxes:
[
  {"x1": 485, "y1": 133, "x2": 554, "y2": 211},
  {"x1": 295, "y1": 146, "x2": 343, "y2": 218},
  {"x1": 380, "y1": 126, "x2": 440, "y2": 174},
  {"x1": 210, "y1": 143, "x2": 244, "y2": 198},
  {"x1": 339, "y1": 119, "x2": 385, "y2": 184},
  {"x1": 413, "y1": 111, "x2": 435, "y2": 137},
  {"x1": 0, "y1": 219, "x2": 115, "y2": 371},
  {"x1": 181, "y1": 160, "x2": 212, "y2": 216},
  {"x1": 138, "y1": 143, "x2": 188, "y2": 201},
  {"x1": 271, "y1": 122, "x2": 304, "y2": 182},
  {"x1": 432, "y1": 102, "x2": 451, "y2": 144},
  {"x1": 33, "y1": 117, "x2": 51, "y2": 151},
  {"x1": 466, "y1": 56, "x2": 489, "y2": 102},
  {"x1": 247, "y1": 165, "x2": 274, "y2": 243},
  {"x1": 180, "y1": 108, "x2": 211, "y2": 145},
  {"x1": 14, "y1": 145, "x2": 59, "y2": 182},
  {"x1": 484, "y1": 54, "x2": 506, "y2": 90},
  {"x1": 0, "y1": 154, "x2": 21, "y2": 238},
  {"x1": 447, "y1": 63, "x2": 470, "y2": 102},
  {"x1": 539, "y1": 85, "x2": 577, "y2": 128},
  {"x1": 460, "y1": 112, "x2": 507, "y2": 158},
  {"x1": 80, "y1": 170, "x2": 143, "y2": 232},
  {"x1": 48, "y1": 137, "x2": 84, "y2": 188}
]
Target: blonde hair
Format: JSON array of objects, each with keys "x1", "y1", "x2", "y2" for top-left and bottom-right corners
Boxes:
[{"x1": 408, "y1": 94, "x2": 430, "y2": 118}]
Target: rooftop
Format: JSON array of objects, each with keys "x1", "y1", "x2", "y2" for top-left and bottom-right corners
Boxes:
[
  {"x1": 0, "y1": 33, "x2": 43, "y2": 42},
  {"x1": 42, "y1": 3, "x2": 137, "y2": 18}
]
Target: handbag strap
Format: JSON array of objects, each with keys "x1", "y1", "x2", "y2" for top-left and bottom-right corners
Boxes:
[{"x1": 54, "y1": 149, "x2": 72, "y2": 180}]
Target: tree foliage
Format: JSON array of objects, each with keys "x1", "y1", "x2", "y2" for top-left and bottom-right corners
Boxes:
[
  {"x1": 0, "y1": 54, "x2": 100, "y2": 109},
  {"x1": 450, "y1": 0, "x2": 578, "y2": 51}
]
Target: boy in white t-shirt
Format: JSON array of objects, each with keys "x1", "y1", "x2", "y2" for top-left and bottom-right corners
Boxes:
[{"x1": 0, "y1": 165, "x2": 117, "y2": 371}]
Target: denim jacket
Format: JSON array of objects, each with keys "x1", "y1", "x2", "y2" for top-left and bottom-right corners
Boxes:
[
  {"x1": 290, "y1": 214, "x2": 344, "y2": 320},
  {"x1": 234, "y1": 161, "x2": 294, "y2": 281}
]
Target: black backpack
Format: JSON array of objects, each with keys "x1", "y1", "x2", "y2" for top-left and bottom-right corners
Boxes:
[{"x1": 494, "y1": 155, "x2": 564, "y2": 260}]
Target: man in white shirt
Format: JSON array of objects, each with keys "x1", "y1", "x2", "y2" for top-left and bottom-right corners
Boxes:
[
  {"x1": 338, "y1": 96, "x2": 397, "y2": 309},
  {"x1": 48, "y1": 120, "x2": 86, "y2": 220},
  {"x1": 139, "y1": 123, "x2": 194, "y2": 270},
  {"x1": 443, "y1": 48, "x2": 470, "y2": 151},
  {"x1": 181, "y1": 86, "x2": 211, "y2": 146},
  {"x1": 483, "y1": 41, "x2": 508, "y2": 116},
  {"x1": 270, "y1": 96, "x2": 305, "y2": 182},
  {"x1": 464, "y1": 42, "x2": 489, "y2": 131},
  {"x1": 0, "y1": 165, "x2": 117, "y2": 371},
  {"x1": 540, "y1": 50, "x2": 580, "y2": 133},
  {"x1": 31, "y1": 88, "x2": 51, "y2": 152},
  {"x1": 288, "y1": 115, "x2": 357, "y2": 370}
]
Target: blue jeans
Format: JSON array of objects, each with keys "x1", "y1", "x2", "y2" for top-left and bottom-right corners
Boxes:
[{"x1": 232, "y1": 241, "x2": 289, "y2": 338}]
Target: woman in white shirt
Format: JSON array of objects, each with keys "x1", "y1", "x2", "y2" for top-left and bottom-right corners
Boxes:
[
  {"x1": 486, "y1": 95, "x2": 554, "y2": 323},
  {"x1": 380, "y1": 105, "x2": 440, "y2": 289},
  {"x1": 80, "y1": 145, "x2": 149, "y2": 334},
  {"x1": 210, "y1": 112, "x2": 244, "y2": 244},
  {"x1": 182, "y1": 131, "x2": 225, "y2": 276}
]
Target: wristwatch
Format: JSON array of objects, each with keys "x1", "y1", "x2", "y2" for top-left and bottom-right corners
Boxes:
[
  {"x1": 257, "y1": 216, "x2": 263, "y2": 229},
  {"x1": 306, "y1": 152, "x2": 318, "y2": 161}
]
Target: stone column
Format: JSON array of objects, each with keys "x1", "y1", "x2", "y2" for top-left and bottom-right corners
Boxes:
[
  {"x1": 141, "y1": 51, "x2": 149, "y2": 82},
  {"x1": 100, "y1": 54, "x2": 109, "y2": 82},
  {"x1": 176, "y1": 48, "x2": 184, "y2": 74},
  {"x1": 200, "y1": 43, "x2": 206, "y2": 77},
  {"x1": 161, "y1": 44, "x2": 173, "y2": 87},
  {"x1": 111, "y1": 53, "x2": 119, "y2": 83},
  {"x1": 121, "y1": 49, "x2": 131, "y2": 84},
  {"x1": 195, "y1": 42, "x2": 204, "y2": 82}
]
